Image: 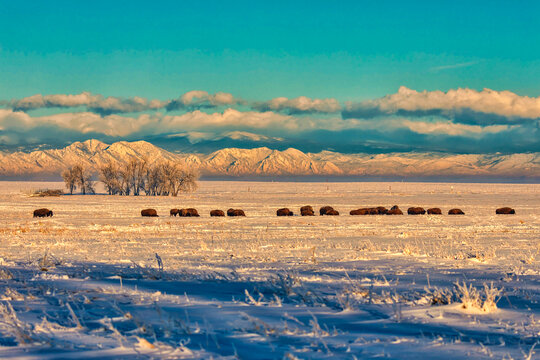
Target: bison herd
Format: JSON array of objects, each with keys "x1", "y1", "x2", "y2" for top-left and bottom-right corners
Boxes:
[
  {"x1": 141, "y1": 208, "x2": 246, "y2": 217},
  {"x1": 32, "y1": 206, "x2": 517, "y2": 218},
  {"x1": 170, "y1": 208, "x2": 199, "y2": 217},
  {"x1": 348, "y1": 206, "x2": 465, "y2": 216}
]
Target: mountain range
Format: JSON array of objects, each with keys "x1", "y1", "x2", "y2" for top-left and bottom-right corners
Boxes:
[{"x1": 0, "y1": 139, "x2": 538, "y2": 181}]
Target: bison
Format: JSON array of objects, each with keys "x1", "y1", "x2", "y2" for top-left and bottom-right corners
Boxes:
[
  {"x1": 496, "y1": 207, "x2": 515, "y2": 214},
  {"x1": 448, "y1": 208, "x2": 465, "y2": 215},
  {"x1": 170, "y1": 208, "x2": 181, "y2": 217},
  {"x1": 350, "y1": 208, "x2": 376, "y2": 215},
  {"x1": 227, "y1": 208, "x2": 246, "y2": 217},
  {"x1": 320, "y1": 206, "x2": 336, "y2": 216},
  {"x1": 141, "y1": 209, "x2": 158, "y2": 217},
  {"x1": 427, "y1": 208, "x2": 442, "y2": 215},
  {"x1": 33, "y1": 208, "x2": 53, "y2": 217},
  {"x1": 407, "y1": 207, "x2": 426, "y2": 215},
  {"x1": 178, "y1": 208, "x2": 199, "y2": 217},
  {"x1": 386, "y1": 205, "x2": 403, "y2": 215},
  {"x1": 300, "y1": 206, "x2": 315, "y2": 216},
  {"x1": 350, "y1": 207, "x2": 388, "y2": 215},
  {"x1": 350, "y1": 208, "x2": 370, "y2": 215},
  {"x1": 210, "y1": 209, "x2": 225, "y2": 217},
  {"x1": 325, "y1": 209, "x2": 339, "y2": 216},
  {"x1": 277, "y1": 208, "x2": 294, "y2": 216}
]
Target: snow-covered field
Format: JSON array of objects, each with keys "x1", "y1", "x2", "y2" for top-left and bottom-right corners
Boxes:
[{"x1": 0, "y1": 181, "x2": 538, "y2": 359}]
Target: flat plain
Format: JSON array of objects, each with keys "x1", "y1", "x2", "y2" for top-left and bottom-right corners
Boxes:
[{"x1": 0, "y1": 181, "x2": 538, "y2": 359}]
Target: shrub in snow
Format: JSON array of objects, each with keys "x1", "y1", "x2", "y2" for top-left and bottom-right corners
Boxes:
[{"x1": 454, "y1": 281, "x2": 502, "y2": 312}]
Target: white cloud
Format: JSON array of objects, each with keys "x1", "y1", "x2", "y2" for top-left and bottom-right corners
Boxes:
[
  {"x1": 165, "y1": 131, "x2": 218, "y2": 144},
  {"x1": 165, "y1": 130, "x2": 284, "y2": 144},
  {"x1": 344, "y1": 86, "x2": 540, "y2": 122},
  {"x1": 0, "y1": 109, "x2": 149, "y2": 137},
  {"x1": 0, "y1": 108, "x2": 300, "y2": 138},
  {"x1": 254, "y1": 96, "x2": 341, "y2": 114},
  {"x1": 0, "y1": 106, "x2": 523, "y2": 143},
  {"x1": 167, "y1": 91, "x2": 242, "y2": 111},
  {"x1": 87, "y1": 96, "x2": 166, "y2": 115},
  {"x1": 157, "y1": 108, "x2": 297, "y2": 131},
  {"x1": 10, "y1": 92, "x2": 100, "y2": 110},
  {"x1": 8, "y1": 92, "x2": 167, "y2": 115},
  {"x1": 221, "y1": 131, "x2": 283, "y2": 142},
  {"x1": 401, "y1": 120, "x2": 511, "y2": 136}
]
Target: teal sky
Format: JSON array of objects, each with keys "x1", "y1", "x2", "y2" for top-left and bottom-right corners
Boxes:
[
  {"x1": 0, "y1": 1, "x2": 539, "y2": 155},
  {"x1": 1, "y1": 0, "x2": 539, "y2": 100}
]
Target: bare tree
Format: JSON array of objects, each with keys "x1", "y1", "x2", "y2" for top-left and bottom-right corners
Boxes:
[
  {"x1": 75, "y1": 165, "x2": 95, "y2": 195},
  {"x1": 62, "y1": 165, "x2": 95, "y2": 195},
  {"x1": 97, "y1": 159, "x2": 198, "y2": 197},
  {"x1": 161, "y1": 161, "x2": 199, "y2": 196},
  {"x1": 131, "y1": 158, "x2": 147, "y2": 196},
  {"x1": 174, "y1": 166, "x2": 199, "y2": 195},
  {"x1": 82, "y1": 175, "x2": 96, "y2": 195},
  {"x1": 144, "y1": 163, "x2": 165, "y2": 196},
  {"x1": 99, "y1": 161, "x2": 121, "y2": 195},
  {"x1": 118, "y1": 162, "x2": 134, "y2": 196},
  {"x1": 61, "y1": 167, "x2": 78, "y2": 194}
]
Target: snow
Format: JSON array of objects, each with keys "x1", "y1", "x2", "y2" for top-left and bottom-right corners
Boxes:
[{"x1": 0, "y1": 180, "x2": 538, "y2": 359}]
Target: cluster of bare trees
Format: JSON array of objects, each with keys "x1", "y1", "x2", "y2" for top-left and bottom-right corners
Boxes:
[
  {"x1": 61, "y1": 165, "x2": 96, "y2": 195},
  {"x1": 62, "y1": 159, "x2": 198, "y2": 196}
]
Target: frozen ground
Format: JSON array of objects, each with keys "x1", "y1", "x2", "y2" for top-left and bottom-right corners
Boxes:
[{"x1": 0, "y1": 181, "x2": 538, "y2": 359}]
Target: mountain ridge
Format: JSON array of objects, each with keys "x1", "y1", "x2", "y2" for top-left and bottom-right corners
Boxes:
[{"x1": 0, "y1": 139, "x2": 538, "y2": 180}]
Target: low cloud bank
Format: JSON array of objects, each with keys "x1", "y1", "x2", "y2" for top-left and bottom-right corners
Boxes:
[
  {"x1": 7, "y1": 87, "x2": 540, "y2": 125},
  {"x1": 6, "y1": 91, "x2": 241, "y2": 115},
  {"x1": 1, "y1": 87, "x2": 538, "y2": 155},
  {"x1": 0, "y1": 107, "x2": 537, "y2": 155},
  {"x1": 6, "y1": 92, "x2": 342, "y2": 115}
]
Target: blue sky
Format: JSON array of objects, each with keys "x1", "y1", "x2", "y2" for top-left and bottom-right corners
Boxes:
[{"x1": 0, "y1": 1, "x2": 539, "y2": 153}]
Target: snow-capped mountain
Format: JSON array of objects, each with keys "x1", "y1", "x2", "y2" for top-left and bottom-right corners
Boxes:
[{"x1": 0, "y1": 139, "x2": 538, "y2": 180}]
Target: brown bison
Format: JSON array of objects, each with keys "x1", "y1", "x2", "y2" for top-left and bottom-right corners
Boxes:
[
  {"x1": 300, "y1": 206, "x2": 315, "y2": 216},
  {"x1": 350, "y1": 208, "x2": 371, "y2": 215},
  {"x1": 178, "y1": 208, "x2": 199, "y2": 217},
  {"x1": 448, "y1": 208, "x2": 465, "y2": 215},
  {"x1": 351, "y1": 207, "x2": 388, "y2": 215},
  {"x1": 320, "y1": 206, "x2": 337, "y2": 215},
  {"x1": 277, "y1": 208, "x2": 294, "y2": 216},
  {"x1": 350, "y1": 208, "x2": 370, "y2": 215},
  {"x1": 210, "y1": 209, "x2": 225, "y2": 217},
  {"x1": 141, "y1": 209, "x2": 158, "y2": 217},
  {"x1": 407, "y1": 207, "x2": 426, "y2": 215},
  {"x1": 227, "y1": 208, "x2": 246, "y2": 217},
  {"x1": 427, "y1": 208, "x2": 442, "y2": 215},
  {"x1": 325, "y1": 209, "x2": 339, "y2": 216},
  {"x1": 33, "y1": 208, "x2": 53, "y2": 217},
  {"x1": 386, "y1": 205, "x2": 403, "y2": 215},
  {"x1": 170, "y1": 209, "x2": 181, "y2": 216},
  {"x1": 496, "y1": 207, "x2": 515, "y2": 214}
]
